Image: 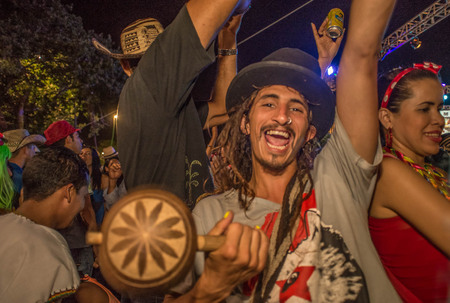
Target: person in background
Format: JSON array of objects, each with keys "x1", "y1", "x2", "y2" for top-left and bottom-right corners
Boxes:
[
  {"x1": 80, "y1": 146, "x2": 106, "y2": 225},
  {"x1": 79, "y1": 146, "x2": 122, "y2": 302},
  {"x1": 44, "y1": 120, "x2": 97, "y2": 278},
  {"x1": 101, "y1": 146, "x2": 127, "y2": 211},
  {"x1": 0, "y1": 147, "x2": 88, "y2": 302},
  {"x1": 92, "y1": 6, "x2": 246, "y2": 211},
  {"x1": 45, "y1": 120, "x2": 83, "y2": 154},
  {"x1": 92, "y1": 2, "x2": 247, "y2": 302},
  {"x1": 370, "y1": 63, "x2": 450, "y2": 302},
  {"x1": 3, "y1": 128, "x2": 46, "y2": 209},
  {"x1": 0, "y1": 133, "x2": 14, "y2": 211},
  {"x1": 71, "y1": 274, "x2": 120, "y2": 303}
]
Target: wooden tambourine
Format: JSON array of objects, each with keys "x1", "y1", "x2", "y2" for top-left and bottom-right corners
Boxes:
[{"x1": 86, "y1": 188, "x2": 224, "y2": 296}]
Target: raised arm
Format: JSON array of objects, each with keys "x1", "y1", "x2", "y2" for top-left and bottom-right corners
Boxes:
[
  {"x1": 186, "y1": 0, "x2": 250, "y2": 49},
  {"x1": 311, "y1": 18, "x2": 344, "y2": 78},
  {"x1": 336, "y1": 0, "x2": 396, "y2": 162},
  {"x1": 206, "y1": 14, "x2": 245, "y2": 129}
]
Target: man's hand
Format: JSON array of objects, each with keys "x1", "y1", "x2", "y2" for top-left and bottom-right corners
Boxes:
[
  {"x1": 218, "y1": 14, "x2": 244, "y2": 50},
  {"x1": 234, "y1": 0, "x2": 251, "y2": 16},
  {"x1": 193, "y1": 212, "x2": 268, "y2": 302},
  {"x1": 311, "y1": 18, "x2": 345, "y2": 77}
]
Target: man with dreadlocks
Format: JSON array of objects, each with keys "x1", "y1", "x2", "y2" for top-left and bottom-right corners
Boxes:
[{"x1": 165, "y1": 0, "x2": 401, "y2": 302}]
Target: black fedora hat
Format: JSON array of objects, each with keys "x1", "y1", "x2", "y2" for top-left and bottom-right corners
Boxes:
[{"x1": 226, "y1": 48, "x2": 335, "y2": 139}]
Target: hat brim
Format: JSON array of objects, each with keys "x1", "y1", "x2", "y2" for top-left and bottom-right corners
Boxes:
[
  {"x1": 92, "y1": 38, "x2": 143, "y2": 60},
  {"x1": 103, "y1": 152, "x2": 119, "y2": 159},
  {"x1": 226, "y1": 61, "x2": 336, "y2": 139},
  {"x1": 13, "y1": 135, "x2": 47, "y2": 153},
  {"x1": 44, "y1": 128, "x2": 80, "y2": 146}
]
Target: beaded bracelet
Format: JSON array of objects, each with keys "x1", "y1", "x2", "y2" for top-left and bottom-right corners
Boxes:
[{"x1": 218, "y1": 48, "x2": 238, "y2": 56}]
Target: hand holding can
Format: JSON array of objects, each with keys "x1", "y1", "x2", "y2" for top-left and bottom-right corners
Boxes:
[{"x1": 326, "y1": 8, "x2": 344, "y2": 39}]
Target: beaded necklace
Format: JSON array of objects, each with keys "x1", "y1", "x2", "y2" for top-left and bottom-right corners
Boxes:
[{"x1": 383, "y1": 147, "x2": 450, "y2": 199}]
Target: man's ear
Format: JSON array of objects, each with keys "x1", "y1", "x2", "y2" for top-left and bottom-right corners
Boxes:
[
  {"x1": 378, "y1": 108, "x2": 392, "y2": 130},
  {"x1": 63, "y1": 184, "x2": 74, "y2": 204},
  {"x1": 306, "y1": 125, "x2": 317, "y2": 142},
  {"x1": 240, "y1": 115, "x2": 250, "y2": 135},
  {"x1": 65, "y1": 135, "x2": 73, "y2": 146},
  {"x1": 120, "y1": 59, "x2": 133, "y2": 77}
]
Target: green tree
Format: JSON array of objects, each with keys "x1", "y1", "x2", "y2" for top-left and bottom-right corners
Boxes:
[{"x1": 0, "y1": 0, "x2": 126, "y2": 138}]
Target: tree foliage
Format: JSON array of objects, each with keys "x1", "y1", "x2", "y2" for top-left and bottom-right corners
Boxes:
[{"x1": 0, "y1": 0, "x2": 126, "y2": 137}]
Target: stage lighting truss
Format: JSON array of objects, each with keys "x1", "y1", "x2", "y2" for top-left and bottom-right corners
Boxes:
[{"x1": 380, "y1": 0, "x2": 450, "y2": 60}]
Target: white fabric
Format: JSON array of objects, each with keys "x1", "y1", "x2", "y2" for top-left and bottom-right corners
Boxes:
[
  {"x1": 313, "y1": 113, "x2": 401, "y2": 302},
  {"x1": 0, "y1": 213, "x2": 80, "y2": 302},
  {"x1": 104, "y1": 181, "x2": 127, "y2": 210}
]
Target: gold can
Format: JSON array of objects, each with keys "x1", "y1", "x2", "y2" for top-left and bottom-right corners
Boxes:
[{"x1": 326, "y1": 8, "x2": 344, "y2": 39}]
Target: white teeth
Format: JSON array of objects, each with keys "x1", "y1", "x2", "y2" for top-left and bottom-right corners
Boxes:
[
  {"x1": 425, "y1": 133, "x2": 440, "y2": 138},
  {"x1": 266, "y1": 130, "x2": 289, "y2": 138},
  {"x1": 267, "y1": 142, "x2": 287, "y2": 150}
]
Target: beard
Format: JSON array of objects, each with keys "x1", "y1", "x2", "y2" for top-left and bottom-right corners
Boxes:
[{"x1": 253, "y1": 152, "x2": 297, "y2": 174}]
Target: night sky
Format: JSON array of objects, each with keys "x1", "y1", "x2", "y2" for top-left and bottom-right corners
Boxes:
[{"x1": 63, "y1": 0, "x2": 450, "y2": 84}]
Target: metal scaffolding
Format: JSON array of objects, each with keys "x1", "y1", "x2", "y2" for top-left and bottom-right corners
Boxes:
[{"x1": 380, "y1": 0, "x2": 450, "y2": 60}]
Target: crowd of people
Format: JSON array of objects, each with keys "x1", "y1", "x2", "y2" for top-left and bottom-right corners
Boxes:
[{"x1": 0, "y1": 0, "x2": 449, "y2": 302}]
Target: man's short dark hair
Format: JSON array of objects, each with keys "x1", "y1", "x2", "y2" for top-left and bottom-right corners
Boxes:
[
  {"x1": 50, "y1": 133, "x2": 74, "y2": 148},
  {"x1": 22, "y1": 147, "x2": 88, "y2": 201}
]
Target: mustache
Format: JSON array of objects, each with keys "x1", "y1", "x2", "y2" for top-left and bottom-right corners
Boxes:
[{"x1": 260, "y1": 123, "x2": 294, "y2": 135}]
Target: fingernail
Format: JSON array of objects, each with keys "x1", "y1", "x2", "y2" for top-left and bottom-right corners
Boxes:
[
  {"x1": 224, "y1": 211, "x2": 230, "y2": 219},
  {"x1": 255, "y1": 225, "x2": 260, "y2": 229}
]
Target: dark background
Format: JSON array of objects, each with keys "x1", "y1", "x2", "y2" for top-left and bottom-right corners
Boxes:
[{"x1": 63, "y1": 0, "x2": 450, "y2": 84}]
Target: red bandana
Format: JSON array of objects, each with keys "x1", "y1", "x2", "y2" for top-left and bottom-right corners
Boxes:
[{"x1": 381, "y1": 62, "x2": 442, "y2": 109}]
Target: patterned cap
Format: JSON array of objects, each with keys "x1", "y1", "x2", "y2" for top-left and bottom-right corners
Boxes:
[{"x1": 92, "y1": 18, "x2": 164, "y2": 60}]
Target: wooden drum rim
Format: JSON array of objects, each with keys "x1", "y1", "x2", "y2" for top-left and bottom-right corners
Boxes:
[{"x1": 99, "y1": 188, "x2": 197, "y2": 293}]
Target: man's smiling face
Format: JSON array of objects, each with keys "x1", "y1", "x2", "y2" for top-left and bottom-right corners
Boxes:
[{"x1": 243, "y1": 85, "x2": 316, "y2": 173}]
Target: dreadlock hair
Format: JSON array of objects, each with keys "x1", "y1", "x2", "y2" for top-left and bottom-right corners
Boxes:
[
  {"x1": 212, "y1": 87, "x2": 322, "y2": 235},
  {"x1": 212, "y1": 87, "x2": 323, "y2": 302},
  {"x1": 0, "y1": 145, "x2": 14, "y2": 211}
]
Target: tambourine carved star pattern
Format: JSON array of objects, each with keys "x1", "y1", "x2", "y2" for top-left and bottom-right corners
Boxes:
[{"x1": 109, "y1": 200, "x2": 185, "y2": 277}]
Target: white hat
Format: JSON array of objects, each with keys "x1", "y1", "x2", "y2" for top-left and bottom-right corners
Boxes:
[{"x1": 102, "y1": 146, "x2": 119, "y2": 159}]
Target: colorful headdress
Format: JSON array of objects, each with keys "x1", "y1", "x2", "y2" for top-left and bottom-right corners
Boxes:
[{"x1": 381, "y1": 62, "x2": 442, "y2": 109}]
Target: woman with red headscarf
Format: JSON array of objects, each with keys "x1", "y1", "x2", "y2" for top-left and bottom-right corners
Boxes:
[{"x1": 370, "y1": 63, "x2": 450, "y2": 302}]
